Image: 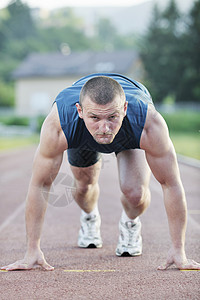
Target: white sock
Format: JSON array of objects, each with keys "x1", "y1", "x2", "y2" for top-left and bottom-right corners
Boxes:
[
  {"x1": 121, "y1": 210, "x2": 139, "y2": 224},
  {"x1": 81, "y1": 205, "x2": 99, "y2": 218}
]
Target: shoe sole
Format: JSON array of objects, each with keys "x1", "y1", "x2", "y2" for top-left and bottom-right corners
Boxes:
[
  {"x1": 78, "y1": 242, "x2": 103, "y2": 248},
  {"x1": 116, "y1": 251, "x2": 142, "y2": 257}
]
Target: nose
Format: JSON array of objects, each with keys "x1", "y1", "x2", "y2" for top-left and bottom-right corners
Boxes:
[{"x1": 99, "y1": 120, "x2": 110, "y2": 133}]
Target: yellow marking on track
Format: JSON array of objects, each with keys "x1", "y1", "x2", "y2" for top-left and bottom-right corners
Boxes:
[
  {"x1": 188, "y1": 210, "x2": 200, "y2": 215},
  {"x1": 180, "y1": 270, "x2": 200, "y2": 272},
  {"x1": 0, "y1": 270, "x2": 8, "y2": 272},
  {"x1": 64, "y1": 269, "x2": 115, "y2": 273}
]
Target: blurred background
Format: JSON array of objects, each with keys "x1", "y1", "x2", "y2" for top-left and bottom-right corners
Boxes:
[{"x1": 0, "y1": 0, "x2": 199, "y2": 159}]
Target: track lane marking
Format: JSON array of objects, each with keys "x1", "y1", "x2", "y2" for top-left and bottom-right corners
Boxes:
[
  {"x1": 180, "y1": 270, "x2": 200, "y2": 272},
  {"x1": 188, "y1": 210, "x2": 200, "y2": 215},
  {"x1": 0, "y1": 202, "x2": 25, "y2": 233}
]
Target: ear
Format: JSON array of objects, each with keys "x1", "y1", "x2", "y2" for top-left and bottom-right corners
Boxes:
[
  {"x1": 124, "y1": 101, "x2": 128, "y2": 116},
  {"x1": 76, "y1": 103, "x2": 83, "y2": 119}
]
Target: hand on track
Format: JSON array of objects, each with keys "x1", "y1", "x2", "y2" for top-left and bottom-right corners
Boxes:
[
  {"x1": 1, "y1": 249, "x2": 54, "y2": 271},
  {"x1": 158, "y1": 248, "x2": 200, "y2": 270}
]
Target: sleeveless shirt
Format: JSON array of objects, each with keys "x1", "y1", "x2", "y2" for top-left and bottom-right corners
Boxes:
[{"x1": 55, "y1": 73, "x2": 153, "y2": 154}]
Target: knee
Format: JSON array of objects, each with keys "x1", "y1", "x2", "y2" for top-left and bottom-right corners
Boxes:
[
  {"x1": 121, "y1": 185, "x2": 149, "y2": 207},
  {"x1": 75, "y1": 181, "x2": 98, "y2": 196}
]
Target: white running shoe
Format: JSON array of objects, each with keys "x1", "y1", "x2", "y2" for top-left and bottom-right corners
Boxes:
[
  {"x1": 116, "y1": 217, "x2": 142, "y2": 256},
  {"x1": 78, "y1": 213, "x2": 102, "y2": 248}
]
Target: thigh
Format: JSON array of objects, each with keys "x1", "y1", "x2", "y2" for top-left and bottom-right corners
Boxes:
[
  {"x1": 70, "y1": 159, "x2": 102, "y2": 187},
  {"x1": 117, "y1": 149, "x2": 151, "y2": 189},
  {"x1": 67, "y1": 148, "x2": 102, "y2": 186}
]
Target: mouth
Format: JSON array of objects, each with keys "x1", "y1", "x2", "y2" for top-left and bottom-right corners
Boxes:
[
  {"x1": 94, "y1": 133, "x2": 114, "y2": 144},
  {"x1": 96, "y1": 133, "x2": 112, "y2": 137}
]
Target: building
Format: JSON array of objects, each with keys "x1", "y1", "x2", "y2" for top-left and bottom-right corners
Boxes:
[{"x1": 13, "y1": 50, "x2": 144, "y2": 116}]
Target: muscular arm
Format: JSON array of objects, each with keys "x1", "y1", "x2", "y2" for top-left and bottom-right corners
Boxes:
[
  {"x1": 1, "y1": 104, "x2": 68, "y2": 271},
  {"x1": 26, "y1": 106, "x2": 67, "y2": 250},
  {"x1": 140, "y1": 106, "x2": 200, "y2": 270}
]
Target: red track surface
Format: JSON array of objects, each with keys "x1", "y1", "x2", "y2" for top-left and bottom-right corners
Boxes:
[{"x1": 0, "y1": 146, "x2": 199, "y2": 300}]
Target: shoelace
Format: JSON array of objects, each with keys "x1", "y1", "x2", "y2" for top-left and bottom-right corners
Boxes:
[
  {"x1": 85, "y1": 216, "x2": 98, "y2": 237},
  {"x1": 124, "y1": 221, "x2": 138, "y2": 246}
]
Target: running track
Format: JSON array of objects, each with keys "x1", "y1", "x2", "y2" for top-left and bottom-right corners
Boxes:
[{"x1": 0, "y1": 146, "x2": 199, "y2": 300}]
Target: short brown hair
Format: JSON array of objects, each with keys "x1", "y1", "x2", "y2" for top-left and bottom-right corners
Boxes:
[{"x1": 79, "y1": 76, "x2": 125, "y2": 106}]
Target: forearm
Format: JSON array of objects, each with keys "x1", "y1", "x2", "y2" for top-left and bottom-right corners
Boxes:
[
  {"x1": 25, "y1": 181, "x2": 50, "y2": 250},
  {"x1": 162, "y1": 183, "x2": 187, "y2": 249}
]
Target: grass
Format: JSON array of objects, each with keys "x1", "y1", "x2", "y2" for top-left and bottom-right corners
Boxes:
[
  {"x1": 170, "y1": 132, "x2": 200, "y2": 160},
  {"x1": 0, "y1": 135, "x2": 40, "y2": 152},
  {"x1": 160, "y1": 110, "x2": 200, "y2": 160},
  {"x1": 0, "y1": 110, "x2": 199, "y2": 159},
  {"x1": 0, "y1": 132, "x2": 199, "y2": 160},
  {"x1": 161, "y1": 111, "x2": 200, "y2": 133}
]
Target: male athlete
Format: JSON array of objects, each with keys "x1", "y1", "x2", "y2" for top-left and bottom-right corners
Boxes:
[{"x1": 1, "y1": 73, "x2": 200, "y2": 271}]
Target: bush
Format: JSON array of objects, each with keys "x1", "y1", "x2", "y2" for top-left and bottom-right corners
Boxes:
[
  {"x1": 0, "y1": 81, "x2": 15, "y2": 107},
  {"x1": 37, "y1": 115, "x2": 45, "y2": 131},
  {"x1": 0, "y1": 115, "x2": 45, "y2": 132},
  {"x1": 161, "y1": 111, "x2": 200, "y2": 133},
  {"x1": 0, "y1": 115, "x2": 29, "y2": 126}
]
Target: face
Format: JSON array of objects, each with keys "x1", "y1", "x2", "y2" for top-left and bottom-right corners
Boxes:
[{"x1": 76, "y1": 96, "x2": 128, "y2": 144}]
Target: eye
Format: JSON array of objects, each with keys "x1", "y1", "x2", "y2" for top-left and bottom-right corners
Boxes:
[
  {"x1": 91, "y1": 116, "x2": 99, "y2": 120},
  {"x1": 108, "y1": 115, "x2": 117, "y2": 120}
]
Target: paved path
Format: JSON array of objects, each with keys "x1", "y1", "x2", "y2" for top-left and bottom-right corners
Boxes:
[{"x1": 0, "y1": 146, "x2": 199, "y2": 300}]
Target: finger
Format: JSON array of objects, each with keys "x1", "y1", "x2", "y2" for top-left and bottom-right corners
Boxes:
[
  {"x1": 1, "y1": 263, "x2": 31, "y2": 271},
  {"x1": 37, "y1": 259, "x2": 54, "y2": 271},
  {"x1": 157, "y1": 261, "x2": 174, "y2": 270},
  {"x1": 1, "y1": 259, "x2": 25, "y2": 269},
  {"x1": 1, "y1": 261, "x2": 19, "y2": 269},
  {"x1": 41, "y1": 263, "x2": 54, "y2": 271},
  {"x1": 1, "y1": 266, "x2": 9, "y2": 270},
  {"x1": 180, "y1": 260, "x2": 200, "y2": 270},
  {"x1": 189, "y1": 259, "x2": 200, "y2": 267},
  {"x1": 8, "y1": 264, "x2": 30, "y2": 271}
]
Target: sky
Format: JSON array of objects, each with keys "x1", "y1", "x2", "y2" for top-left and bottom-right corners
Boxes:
[{"x1": 0, "y1": 0, "x2": 152, "y2": 10}]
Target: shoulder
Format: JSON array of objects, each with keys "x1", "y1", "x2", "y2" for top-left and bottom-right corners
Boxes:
[
  {"x1": 39, "y1": 103, "x2": 68, "y2": 158},
  {"x1": 55, "y1": 84, "x2": 82, "y2": 106},
  {"x1": 140, "y1": 104, "x2": 171, "y2": 156}
]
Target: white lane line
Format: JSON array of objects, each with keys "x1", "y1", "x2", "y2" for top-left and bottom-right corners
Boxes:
[
  {"x1": 188, "y1": 210, "x2": 200, "y2": 215},
  {"x1": 187, "y1": 214, "x2": 200, "y2": 230},
  {"x1": 0, "y1": 202, "x2": 25, "y2": 233},
  {"x1": 177, "y1": 154, "x2": 200, "y2": 169},
  {"x1": 0, "y1": 170, "x2": 25, "y2": 185}
]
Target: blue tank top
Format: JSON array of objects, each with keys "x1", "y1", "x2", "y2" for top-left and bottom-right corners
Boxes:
[{"x1": 55, "y1": 73, "x2": 153, "y2": 153}]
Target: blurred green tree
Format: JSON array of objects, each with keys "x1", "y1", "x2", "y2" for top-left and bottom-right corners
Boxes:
[
  {"x1": 36, "y1": 7, "x2": 91, "y2": 52},
  {"x1": 141, "y1": 0, "x2": 186, "y2": 103},
  {"x1": 93, "y1": 17, "x2": 137, "y2": 51},
  {"x1": 2, "y1": 0, "x2": 198, "y2": 108},
  {"x1": 1, "y1": 0, "x2": 38, "y2": 58},
  {"x1": 141, "y1": 0, "x2": 200, "y2": 103},
  {"x1": 6, "y1": 0, "x2": 36, "y2": 39},
  {"x1": 179, "y1": 0, "x2": 200, "y2": 103}
]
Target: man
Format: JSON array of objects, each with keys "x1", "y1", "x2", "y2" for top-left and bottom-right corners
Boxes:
[{"x1": 1, "y1": 73, "x2": 200, "y2": 271}]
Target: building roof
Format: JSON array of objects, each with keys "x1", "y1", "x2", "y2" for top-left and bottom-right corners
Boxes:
[{"x1": 12, "y1": 50, "x2": 139, "y2": 79}]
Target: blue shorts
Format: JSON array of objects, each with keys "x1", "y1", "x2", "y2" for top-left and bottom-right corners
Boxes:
[
  {"x1": 67, "y1": 147, "x2": 124, "y2": 167},
  {"x1": 67, "y1": 148, "x2": 102, "y2": 167}
]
